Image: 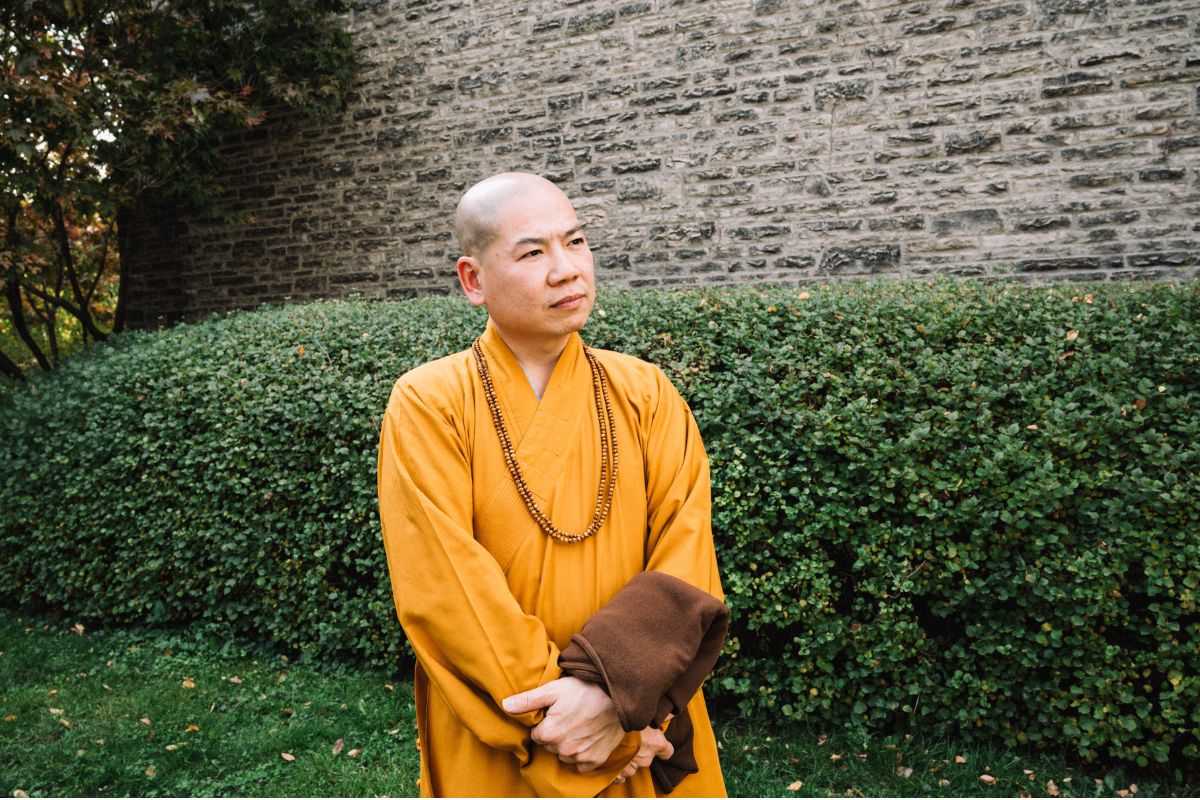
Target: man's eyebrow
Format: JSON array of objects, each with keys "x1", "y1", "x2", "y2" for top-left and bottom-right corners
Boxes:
[{"x1": 512, "y1": 225, "x2": 586, "y2": 249}]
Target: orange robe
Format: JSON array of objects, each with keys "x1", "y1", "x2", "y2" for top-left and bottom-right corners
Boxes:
[{"x1": 377, "y1": 319, "x2": 726, "y2": 798}]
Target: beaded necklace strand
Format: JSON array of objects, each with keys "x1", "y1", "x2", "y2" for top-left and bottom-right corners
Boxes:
[{"x1": 471, "y1": 337, "x2": 618, "y2": 543}]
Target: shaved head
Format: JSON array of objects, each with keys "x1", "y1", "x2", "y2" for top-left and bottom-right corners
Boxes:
[{"x1": 454, "y1": 172, "x2": 569, "y2": 257}]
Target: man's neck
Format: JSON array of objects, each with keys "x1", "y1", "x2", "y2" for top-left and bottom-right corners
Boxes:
[{"x1": 492, "y1": 325, "x2": 570, "y2": 399}]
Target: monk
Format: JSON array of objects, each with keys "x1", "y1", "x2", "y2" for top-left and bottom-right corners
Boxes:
[{"x1": 377, "y1": 172, "x2": 726, "y2": 797}]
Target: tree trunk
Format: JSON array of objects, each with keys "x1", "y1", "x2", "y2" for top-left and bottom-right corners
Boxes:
[
  {"x1": 113, "y1": 205, "x2": 131, "y2": 333},
  {"x1": 4, "y1": 273, "x2": 52, "y2": 372},
  {"x1": 0, "y1": 347, "x2": 25, "y2": 381},
  {"x1": 3, "y1": 205, "x2": 52, "y2": 372},
  {"x1": 50, "y1": 201, "x2": 107, "y2": 342}
]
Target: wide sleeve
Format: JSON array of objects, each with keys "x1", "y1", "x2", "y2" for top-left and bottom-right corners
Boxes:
[
  {"x1": 379, "y1": 375, "x2": 626, "y2": 795},
  {"x1": 641, "y1": 367, "x2": 725, "y2": 602}
]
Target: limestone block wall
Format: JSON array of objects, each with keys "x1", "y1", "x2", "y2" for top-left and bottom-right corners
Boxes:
[{"x1": 121, "y1": 0, "x2": 1200, "y2": 326}]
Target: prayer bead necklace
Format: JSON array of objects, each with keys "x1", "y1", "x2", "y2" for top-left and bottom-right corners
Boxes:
[{"x1": 471, "y1": 337, "x2": 618, "y2": 543}]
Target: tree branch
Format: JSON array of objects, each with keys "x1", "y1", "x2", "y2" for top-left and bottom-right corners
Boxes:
[
  {"x1": 22, "y1": 282, "x2": 89, "y2": 324},
  {"x1": 84, "y1": 216, "x2": 116, "y2": 303}
]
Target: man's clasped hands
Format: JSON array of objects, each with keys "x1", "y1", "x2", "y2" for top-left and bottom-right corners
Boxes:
[{"x1": 503, "y1": 676, "x2": 673, "y2": 785}]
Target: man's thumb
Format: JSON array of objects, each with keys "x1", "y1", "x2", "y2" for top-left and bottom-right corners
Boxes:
[{"x1": 502, "y1": 682, "x2": 555, "y2": 714}]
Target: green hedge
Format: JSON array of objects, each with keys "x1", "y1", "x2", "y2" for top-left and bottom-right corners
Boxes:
[{"x1": 1, "y1": 281, "x2": 1198, "y2": 766}]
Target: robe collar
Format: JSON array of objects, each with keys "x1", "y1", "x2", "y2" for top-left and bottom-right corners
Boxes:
[{"x1": 476, "y1": 318, "x2": 594, "y2": 502}]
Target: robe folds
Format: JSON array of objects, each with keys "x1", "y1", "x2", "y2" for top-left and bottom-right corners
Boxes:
[
  {"x1": 377, "y1": 319, "x2": 727, "y2": 798},
  {"x1": 558, "y1": 571, "x2": 730, "y2": 793}
]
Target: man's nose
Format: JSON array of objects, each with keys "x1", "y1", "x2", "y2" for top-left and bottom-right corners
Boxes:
[{"x1": 546, "y1": 244, "x2": 582, "y2": 284}]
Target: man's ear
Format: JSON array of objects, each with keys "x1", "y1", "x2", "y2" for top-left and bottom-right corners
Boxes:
[{"x1": 456, "y1": 256, "x2": 486, "y2": 307}]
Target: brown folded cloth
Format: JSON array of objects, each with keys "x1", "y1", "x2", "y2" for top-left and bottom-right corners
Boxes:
[{"x1": 558, "y1": 570, "x2": 729, "y2": 794}]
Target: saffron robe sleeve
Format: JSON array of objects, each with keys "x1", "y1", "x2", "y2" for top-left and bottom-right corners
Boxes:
[
  {"x1": 559, "y1": 570, "x2": 729, "y2": 793},
  {"x1": 378, "y1": 322, "x2": 724, "y2": 798}
]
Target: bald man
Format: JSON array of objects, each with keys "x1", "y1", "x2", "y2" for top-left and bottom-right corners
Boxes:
[{"x1": 377, "y1": 173, "x2": 727, "y2": 797}]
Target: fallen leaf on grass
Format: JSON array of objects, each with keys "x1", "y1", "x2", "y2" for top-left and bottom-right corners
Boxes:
[
  {"x1": 787, "y1": 780, "x2": 804, "y2": 791},
  {"x1": 280, "y1": 752, "x2": 295, "y2": 762},
  {"x1": 332, "y1": 738, "x2": 345, "y2": 755},
  {"x1": 1130, "y1": 784, "x2": 1139, "y2": 795},
  {"x1": 184, "y1": 724, "x2": 200, "y2": 733},
  {"x1": 145, "y1": 765, "x2": 157, "y2": 778},
  {"x1": 1116, "y1": 791, "x2": 1130, "y2": 798},
  {"x1": 228, "y1": 676, "x2": 241, "y2": 684},
  {"x1": 181, "y1": 677, "x2": 195, "y2": 689},
  {"x1": 938, "y1": 779, "x2": 950, "y2": 787},
  {"x1": 59, "y1": 718, "x2": 72, "y2": 728},
  {"x1": 165, "y1": 742, "x2": 188, "y2": 751},
  {"x1": 1134, "y1": 398, "x2": 1147, "y2": 411},
  {"x1": 1066, "y1": 329, "x2": 1079, "y2": 342},
  {"x1": 140, "y1": 717, "x2": 151, "y2": 726},
  {"x1": 384, "y1": 683, "x2": 394, "y2": 692},
  {"x1": 954, "y1": 755, "x2": 967, "y2": 764},
  {"x1": 49, "y1": 708, "x2": 64, "y2": 715},
  {"x1": 348, "y1": 748, "x2": 361, "y2": 758},
  {"x1": 830, "y1": 753, "x2": 843, "y2": 761},
  {"x1": 979, "y1": 774, "x2": 996, "y2": 785},
  {"x1": 71, "y1": 623, "x2": 85, "y2": 635},
  {"x1": 14, "y1": 790, "x2": 29, "y2": 798},
  {"x1": 386, "y1": 728, "x2": 400, "y2": 735},
  {"x1": 1046, "y1": 779, "x2": 1060, "y2": 796},
  {"x1": 896, "y1": 766, "x2": 913, "y2": 778},
  {"x1": 817, "y1": 733, "x2": 828, "y2": 746},
  {"x1": 3, "y1": 714, "x2": 16, "y2": 722}
]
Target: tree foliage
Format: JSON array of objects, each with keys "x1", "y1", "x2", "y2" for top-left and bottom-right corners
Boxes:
[{"x1": 0, "y1": 0, "x2": 355, "y2": 379}]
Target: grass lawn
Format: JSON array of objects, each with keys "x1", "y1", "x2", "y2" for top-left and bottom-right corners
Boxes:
[{"x1": 1, "y1": 609, "x2": 1190, "y2": 797}]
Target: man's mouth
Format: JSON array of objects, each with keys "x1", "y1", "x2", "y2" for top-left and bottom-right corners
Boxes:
[{"x1": 552, "y1": 293, "x2": 586, "y2": 308}]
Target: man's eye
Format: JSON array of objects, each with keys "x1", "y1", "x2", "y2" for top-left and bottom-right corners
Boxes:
[
  {"x1": 570, "y1": 237, "x2": 585, "y2": 246},
  {"x1": 522, "y1": 249, "x2": 542, "y2": 259}
]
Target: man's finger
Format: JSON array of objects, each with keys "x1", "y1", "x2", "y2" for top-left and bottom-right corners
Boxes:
[{"x1": 502, "y1": 681, "x2": 560, "y2": 714}]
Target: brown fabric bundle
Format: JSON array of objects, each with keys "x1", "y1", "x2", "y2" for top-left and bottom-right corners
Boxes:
[{"x1": 558, "y1": 570, "x2": 729, "y2": 794}]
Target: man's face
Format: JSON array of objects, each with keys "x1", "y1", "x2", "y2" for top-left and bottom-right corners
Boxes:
[{"x1": 462, "y1": 183, "x2": 596, "y2": 346}]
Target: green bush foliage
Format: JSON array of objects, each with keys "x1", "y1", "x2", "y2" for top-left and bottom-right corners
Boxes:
[{"x1": 1, "y1": 281, "x2": 1197, "y2": 766}]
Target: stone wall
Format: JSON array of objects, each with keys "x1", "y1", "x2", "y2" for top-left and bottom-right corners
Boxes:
[{"x1": 121, "y1": 0, "x2": 1200, "y2": 326}]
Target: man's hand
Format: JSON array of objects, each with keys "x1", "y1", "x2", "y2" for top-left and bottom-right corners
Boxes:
[
  {"x1": 612, "y1": 725, "x2": 675, "y2": 785},
  {"x1": 502, "y1": 676, "x2": 626, "y2": 772}
]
